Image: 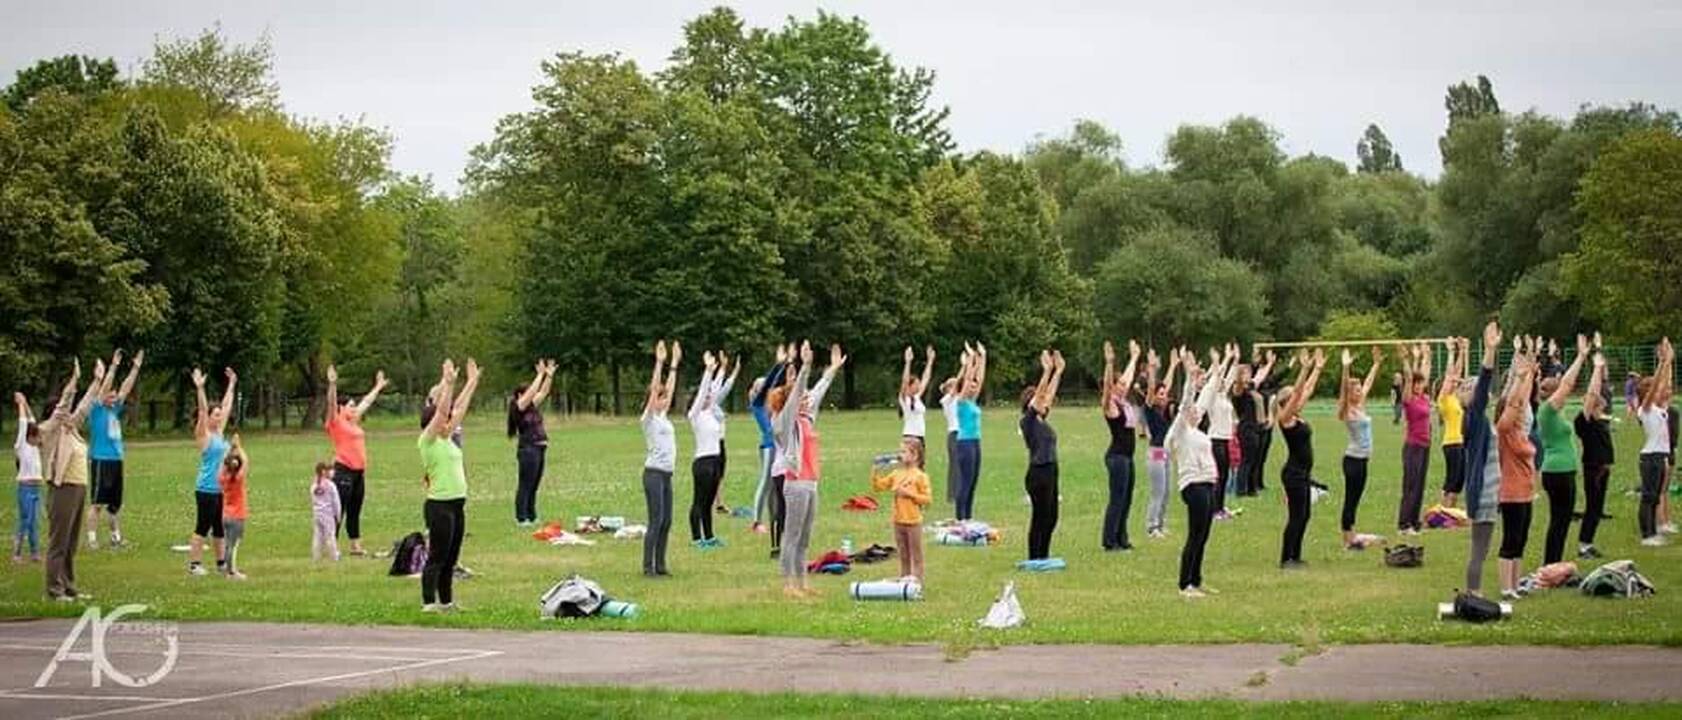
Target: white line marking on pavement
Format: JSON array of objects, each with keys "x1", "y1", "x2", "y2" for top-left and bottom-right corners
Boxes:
[
  {"x1": 0, "y1": 643, "x2": 461, "y2": 663},
  {"x1": 55, "y1": 649, "x2": 503, "y2": 720},
  {"x1": 0, "y1": 692, "x2": 169, "y2": 702}
]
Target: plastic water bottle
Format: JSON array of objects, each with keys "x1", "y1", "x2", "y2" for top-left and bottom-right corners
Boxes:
[{"x1": 841, "y1": 536, "x2": 854, "y2": 556}]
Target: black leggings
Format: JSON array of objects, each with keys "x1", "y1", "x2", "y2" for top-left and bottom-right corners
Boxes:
[
  {"x1": 1102, "y1": 452, "x2": 1134, "y2": 549},
  {"x1": 1281, "y1": 475, "x2": 1311, "y2": 564},
  {"x1": 1442, "y1": 444, "x2": 1466, "y2": 494},
  {"x1": 1579, "y1": 463, "x2": 1610, "y2": 545},
  {"x1": 332, "y1": 464, "x2": 366, "y2": 541},
  {"x1": 1498, "y1": 501, "x2": 1532, "y2": 560},
  {"x1": 422, "y1": 498, "x2": 466, "y2": 606},
  {"x1": 514, "y1": 444, "x2": 547, "y2": 524},
  {"x1": 769, "y1": 474, "x2": 786, "y2": 552},
  {"x1": 1341, "y1": 456, "x2": 1368, "y2": 532},
  {"x1": 689, "y1": 454, "x2": 724, "y2": 541},
  {"x1": 1237, "y1": 428, "x2": 1265, "y2": 496},
  {"x1": 1179, "y1": 483, "x2": 1216, "y2": 589},
  {"x1": 1025, "y1": 462, "x2": 1060, "y2": 560},
  {"x1": 1541, "y1": 470, "x2": 1576, "y2": 564},
  {"x1": 1398, "y1": 444, "x2": 1429, "y2": 531},
  {"x1": 1639, "y1": 453, "x2": 1667, "y2": 539},
  {"x1": 1211, "y1": 439, "x2": 1231, "y2": 501},
  {"x1": 193, "y1": 491, "x2": 224, "y2": 538}
]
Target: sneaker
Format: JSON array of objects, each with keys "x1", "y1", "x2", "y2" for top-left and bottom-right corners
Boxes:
[
  {"x1": 87, "y1": 531, "x2": 99, "y2": 549},
  {"x1": 1280, "y1": 560, "x2": 1309, "y2": 570},
  {"x1": 51, "y1": 593, "x2": 76, "y2": 603},
  {"x1": 226, "y1": 571, "x2": 247, "y2": 581},
  {"x1": 770, "y1": 548, "x2": 781, "y2": 560},
  {"x1": 1214, "y1": 510, "x2": 1233, "y2": 521},
  {"x1": 67, "y1": 591, "x2": 92, "y2": 602},
  {"x1": 714, "y1": 504, "x2": 730, "y2": 515},
  {"x1": 1664, "y1": 523, "x2": 1679, "y2": 536},
  {"x1": 1641, "y1": 536, "x2": 1669, "y2": 547},
  {"x1": 188, "y1": 563, "x2": 208, "y2": 576},
  {"x1": 1500, "y1": 590, "x2": 1522, "y2": 602},
  {"x1": 453, "y1": 565, "x2": 475, "y2": 580},
  {"x1": 421, "y1": 603, "x2": 445, "y2": 613},
  {"x1": 707, "y1": 537, "x2": 727, "y2": 548},
  {"x1": 1199, "y1": 585, "x2": 1220, "y2": 595},
  {"x1": 440, "y1": 602, "x2": 460, "y2": 613},
  {"x1": 1578, "y1": 544, "x2": 1603, "y2": 559},
  {"x1": 750, "y1": 522, "x2": 769, "y2": 534},
  {"x1": 1179, "y1": 587, "x2": 1206, "y2": 599}
]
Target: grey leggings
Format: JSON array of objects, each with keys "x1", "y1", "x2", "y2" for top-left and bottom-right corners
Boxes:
[
  {"x1": 779, "y1": 481, "x2": 818, "y2": 580},
  {"x1": 1466, "y1": 521, "x2": 1495, "y2": 593},
  {"x1": 642, "y1": 468, "x2": 673, "y2": 575},
  {"x1": 224, "y1": 519, "x2": 245, "y2": 574},
  {"x1": 751, "y1": 447, "x2": 774, "y2": 524},
  {"x1": 1146, "y1": 448, "x2": 1170, "y2": 532}
]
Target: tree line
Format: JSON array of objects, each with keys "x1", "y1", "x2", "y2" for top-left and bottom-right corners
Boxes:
[{"x1": 3, "y1": 9, "x2": 1680, "y2": 419}]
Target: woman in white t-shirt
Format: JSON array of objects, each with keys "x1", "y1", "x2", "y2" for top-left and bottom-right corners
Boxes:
[
  {"x1": 13, "y1": 392, "x2": 43, "y2": 562},
  {"x1": 1636, "y1": 338, "x2": 1674, "y2": 546},
  {"x1": 642, "y1": 340, "x2": 682, "y2": 576},
  {"x1": 898, "y1": 346, "x2": 935, "y2": 467}
]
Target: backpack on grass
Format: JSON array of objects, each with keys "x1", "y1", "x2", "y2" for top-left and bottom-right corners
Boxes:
[
  {"x1": 1384, "y1": 544, "x2": 1424, "y2": 568},
  {"x1": 1580, "y1": 560, "x2": 1656, "y2": 598},
  {"x1": 541, "y1": 575, "x2": 608, "y2": 618},
  {"x1": 1452, "y1": 591, "x2": 1504, "y2": 623},
  {"x1": 388, "y1": 532, "x2": 427, "y2": 577}
]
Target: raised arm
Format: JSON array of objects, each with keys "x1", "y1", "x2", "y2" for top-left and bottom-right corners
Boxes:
[
  {"x1": 1585, "y1": 350, "x2": 1607, "y2": 416},
  {"x1": 645, "y1": 341, "x2": 668, "y2": 416},
  {"x1": 751, "y1": 347, "x2": 787, "y2": 408},
  {"x1": 1046, "y1": 350, "x2": 1067, "y2": 407},
  {"x1": 899, "y1": 346, "x2": 914, "y2": 399},
  {"x1": 1336, "y1": 349, "x2": 1353, "y2": 419},
  {"x1": 663, "y1": 343, "x2": 683, "y2": 410},
  {"x1": 1437, "y1": 341, "x2": 1459, "y2": 399},
  {"x1": 968, "y1": 343, "x2": 988, "y2": 398},
  {"x1": 1115, "y1": 341, "x2": 1140, "y2": 410},
  {"x1": 918, "y1": 346, "x2": 935, "y2": 401},
  {"x1": 448, "y1": 359, "x2": 481, "y2": 430},
  {"x1": 1029, "y1": 351, "x2": 1054, "y2": 413},
  {"x1": 1641, "y1": 339, "x2": 1674, "y2": 410},
  {"x1": 1498, "y1": 355, "x2": 1535, "y2": 433},
  {"x1": 714, "y1": 353, "x2": 739, "y2": 399},
  {"x1": 218, "y1": 368, "x2": 238, "y2": 426},
  {"x1": 1161, "y1": 350, "x2": 1180, "y2": 399},
  {"x1": 1547, "y1": 335, "x2": 1589, "y2": 410},
  {"x1": 72, "y1": 360, "x2": 104, "y2": 424},
  {"x1": 1254, "y1": 349, "x2": 1277, "y2": 387},
  {"x1": 514, "y1": 362, "x2": 546, "y2": 411},
  {"x1": 1281, "y1": 350, "x2": 1325, "y2": 422},
  {"x1": 808, "y1": 344, "x2": 846, "y2": 411},
  {"x1": 1469, "y1": 321, "x2": 1501, "y2": 417},
  {"x1": 533, "y1": 361, "x2": 556, "y2": 405},
  {"x1": 689, "y1": 353, "x2": 717, "y2": 418},
  {"x1": 324, "y1": 365, "x2": 339, "y2": 426},
  {"x1": 425, "y1": 360, "x2": 457, "y2": 439},
  {"x1": 191, "y1": 368, "x2": 209, "y2": 439},
  {"x1": 99, "y1": 349, "x2": 121, "y2": 399},
  {"x1": 115, "y1": 349, "x2": 143, "y2": 403},
  {"x1": 13, "y1": 392, "x2": 33, "y2": 449},
  {"x1": 356, "y1": 370, "x2": 389, "y2": 417},
  {"x1": 1101, "y1": 342, "x2": 1118, "y2": 418}
]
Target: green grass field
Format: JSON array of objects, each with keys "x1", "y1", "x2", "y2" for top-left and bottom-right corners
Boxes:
[
  {"x1": 2, "y1": 404, "x2": 1677, "y2": 646},
  {"x1": 307, "y1": 684, "x2": 1682, "y2": 719}
]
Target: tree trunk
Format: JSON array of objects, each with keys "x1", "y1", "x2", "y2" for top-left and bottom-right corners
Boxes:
[
  {"x1": 297, "y1": 355, "x2": 321, "y2": 427},
  {"x1": 610, "y1": 357, "x2": 623, "y2": 416}
]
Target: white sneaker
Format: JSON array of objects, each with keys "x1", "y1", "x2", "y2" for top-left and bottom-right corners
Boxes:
[
  {"x1": 1199, "y1": 585, "x2": 1221, "y2": 595},
  {"x1": 1179, "y1": 587, "x2": 1206, "y2": 599},
  {"x1": 187, "y1": 564, "x2": 208, "y2": 576},
  {"x1": 1641, "y1": 536, "x2": 1669, "y2": 547},
  {"x1": 1662, "y1": 523, "x2": 1679, "y2": 535},
  {"x1": 86, "y1": 532, "x2": 98, "y2": 550},
  {"x1": 226, "y1": 570, "x2": 247, "y2": 581},
  {"x1": 421, "y1": 603, "x2": 445, "y2": 613}
]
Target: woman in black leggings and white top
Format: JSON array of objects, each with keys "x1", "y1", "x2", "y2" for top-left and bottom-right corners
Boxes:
[
  {"x1": 1169, "y1": 345, "x2": 1232, "y2": 598},
  {"x1": 1274, "y1": 348, "x2": 1327, "y2": 569},
  {"x1": 1101, "y1": 340, "x2": 1141, "y2": 551},
  {"x1": 1020, "y1": 350, "x2": 1066, "y2": 561}
]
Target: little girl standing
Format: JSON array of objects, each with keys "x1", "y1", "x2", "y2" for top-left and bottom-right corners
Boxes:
[
  {"x1": 871, "y1": 438, "x2": 932, "y2": 583},
  {"x1": 12, "y1": 392, "x2": 42, "y2": 563},
  {"x1": 219, "y1": 434, "x2": 249, "y2": 580},
  {"x1": 311, "y1": 462, "x2": 341, "y2": 562}
]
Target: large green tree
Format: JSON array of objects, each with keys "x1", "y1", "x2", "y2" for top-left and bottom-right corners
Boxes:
[
  {"x1": 1093, "y1": 225, "x2": 1269, "y2": 350},
  {"x1": 1566, "y1": 128, "x2": 1682, "y2": 339}
]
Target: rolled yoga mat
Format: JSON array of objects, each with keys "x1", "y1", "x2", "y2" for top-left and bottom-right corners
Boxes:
[
  {"x1": 850, "y1": 581, "x2": 924, "y2": 601},
  {"x1": 937, "y1": 533, "x2": 989, "y2": 547},
  {"x1": 599, "y1": 600, "x2": 640, "y2": 618}
]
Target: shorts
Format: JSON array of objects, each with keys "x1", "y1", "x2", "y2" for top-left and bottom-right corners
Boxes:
[
  {"x1": 194, "y1": 491, "x2": 225, "y2": 538},
  {"x1": 91, "y1": 459, "x2": 124, "y2": 512}
]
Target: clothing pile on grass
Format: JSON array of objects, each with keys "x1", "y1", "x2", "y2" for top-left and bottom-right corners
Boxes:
[
  {"x1": 531, "y1": 521, "x2": 595, "y2": 546},
  {"x1": 1423, "y1": 504, "x2": 1471, "y2": 529},
  {"x1": 1580, "y1": 560, "x2": 1656, "y2": 598},
  {"x1": 573, "y1": 516, "x2": 627, "y2": 534},
  {"x1": 1518, "y1": 561, "x2": 1582, "y2": 594},
  {"x1": 382, "y1": 532, "x2": 472, "y2": 580},
  {"x1": 807, "y1": 544, "x2": 899, "y2": 576},
  {"x1": 932, "y1": 519, "x2": 1000, "y2": 547},
  {"x1": 841, "y1": 495, "x2": 879, "y2": 512},
  {"x1": 540, "y1": 575, "x2": 639, "y2": 619}
]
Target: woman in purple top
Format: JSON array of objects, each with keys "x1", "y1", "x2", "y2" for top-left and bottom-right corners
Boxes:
[{"x1": 1397, "y1": 343, "x2": 1434, "y2": 535}]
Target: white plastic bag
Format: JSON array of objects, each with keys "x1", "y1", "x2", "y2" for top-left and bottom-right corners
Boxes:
[{"x1": 979, "y1": 581, "x2": 1024, "y2": 629}]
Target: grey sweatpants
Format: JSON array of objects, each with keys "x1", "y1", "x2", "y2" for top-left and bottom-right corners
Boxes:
[
  {"x1": 224, "y1": 519, "x2": 245, "y2": 573},
  {"x1": 1146, "y1": 448, "x2": 1170, "y2": 533},
  {"x1": 751, "y1": 447, "x2": 774, "y2": 524},
  {"x1": 780, "y1": 481, "x2": 818, "y2": 580},
  {"x1": 1466, "y1": 521, "x2": 1495, "y2": 593},
  {"x1": 642, "y1": 468, "x2": 673, "y2": 574}
]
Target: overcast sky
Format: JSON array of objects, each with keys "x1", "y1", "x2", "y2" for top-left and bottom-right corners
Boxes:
[{"x1": 5, "y1": 1, "x2": 1680, "y2": 194}]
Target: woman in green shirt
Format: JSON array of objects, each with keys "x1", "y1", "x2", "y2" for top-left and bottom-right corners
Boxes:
[
  {"x1": 1537, "y1": 335, "x2": 1588, "y2": 566},
  {"x1": 418, "y1": 358, "x2": 481, "y2": 613}
]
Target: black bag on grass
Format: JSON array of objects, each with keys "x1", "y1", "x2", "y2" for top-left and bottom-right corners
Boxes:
[
  {"x1": 1452, "y1": 591, "x2": 1503, "y2": 622},
  {"x1": 389, "y1": 532, "x2": 427, "y2": 576},
  {"x1": 1384, "y1": 544, "x2": 1423, "y2": 568}
]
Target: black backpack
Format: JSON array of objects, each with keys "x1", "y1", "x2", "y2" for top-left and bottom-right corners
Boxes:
[
  {"x1": 1384, "y1": 544, "x2": 1424, "y2": 568},
  {"x1": 1452, "y1": 591, "x2": 1503, "y2": 623},
  {"x1": 389, "y1": 532, "x2": 427, "y2": 576}
]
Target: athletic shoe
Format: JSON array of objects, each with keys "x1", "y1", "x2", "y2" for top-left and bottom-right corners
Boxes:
[
  {"x1": 187, "y1": 563, "x2": 207, "y2": 576},
  {"x1": 714, "y1": 504, "x2": 731, "y2": 515},
  {"x1": 1199, "y1": 585, "x2": 1220, "y2": 595},
  {"x1": 1578, "y1": 544, "x2": 1603, "y2": 559},
  {"x1": 1663, "y1": 523, "x2": 1679, "y2": 535},
  {"x1": 453, "y1": 565, "x2": 475, "y2": 580},
  {"x1": 226, "y1": 571, "x2": 247, "y2": 581},
  {"x1": 1640, "y1": 536, "x2": 1669, "y2": 547},
  {"x1": 770, "y1": 548, "x2": 781, "y2": 560},
  {"x1": 750, "y1": 522, "x2": 769, "y2": 534},
  {"x1": 87, "y1": 531, "x2": 98, "y2": 549},
  {"x1": 51, "y1": 593, "x2": 76, "y2": 603},
  {"x1": 1179, "y1": 587, "x2": 1206, "y2": 599},
  {"x1": 1214, "y1": 510, "x2": 1233, "y2": 521},
  {"x1": 708, "y1": 537, "x2": 727, "y2": 548},
  {"x1": 421, "y1": 603, "x2": 445, "y2": 613},
  {"x1": 440, "y1": 602, "x2": 460, "y2": 613},
  {"x1": 1280, "y1": 560, "x2": 1309, "y2": 570},
  {"x1": 1500, "y1": 590, "x2": 1522, "y2": 602}
]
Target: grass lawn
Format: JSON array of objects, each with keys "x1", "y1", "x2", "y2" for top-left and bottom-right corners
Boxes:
[
  {"x1": 2, "y1": 403, "x2": 1678, "y2": 646},
  {"x1": 307, "y1": 684, "x2": 1682, "y2": 719}
]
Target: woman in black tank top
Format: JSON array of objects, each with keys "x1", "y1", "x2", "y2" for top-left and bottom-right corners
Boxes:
[
  {"x1": 1275, "y1": 349, "x2": 1327, "y2": 569},
  {"x1": 1101, "y1": 340, "x2": 1142, "y2": 551}
]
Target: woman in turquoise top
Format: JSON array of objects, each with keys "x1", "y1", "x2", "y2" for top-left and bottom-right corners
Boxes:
[
  {"x1": 1537, "y1": 334, "x2": 1588, "y2": 565},
  {"x1": 952, "y1": 342, "x2": 987, "y2": 521},
  {"x1": 419, "y1": 358, "x2": 480, "y2": 613},
  {"x1": 188, "y1": 367, "x2": 236, "y2": 576}
]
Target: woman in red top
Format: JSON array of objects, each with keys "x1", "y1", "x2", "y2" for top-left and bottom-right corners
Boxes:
[{"x1": 324, "y1": 366, "x2": 388, "y2": 556}]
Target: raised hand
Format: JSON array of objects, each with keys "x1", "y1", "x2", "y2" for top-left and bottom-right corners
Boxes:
[
  {"x1": 1593, "y1": 331, "x2": 1603, "y2": 350},
  {"x1": 925, "y1": 345, "x2": 936, "y2": 362},
  {"x1": 800, "y1": 341, "x2": 813, "y2": 366},
  {"x1": 1053, "y1": 350, "x2": 1066, "y2": 371},
  {"x1": 374, "y1": 370, "x2": 388, "y2": 387},
  {"x1": 671, "y1": 342, "x2": 683, "y2": 366},
  {"x1": 465, "y1": 358, "x2": 481, "y2": 381},
  {"x1": 1313, "y1": 348, "x2": 1327, "y2": 368},
  {"x1": 904, "y1": 346, "x2": 914, "y2": 363},
  {"x1": 112, "y1": 349, "x2": 124, "y2": 367},
  {"x1": 1593, "y1": 352, "x2": 1606, "y2": 369},
  {"x1": 655, "y1": 340, "x2": 668, "y2": 363},
  {"x1": 1128, "y1": 339, "x2": 1141, "y2": 359},
  {"x1": 1485, "y1": 320, "x2": 1502, "y2": 350},
  {"x1": 191, "y1": 368, "x2": 207, "y2": 387},
  {"x1": 1369, "y1": 346, "x2": 1383, "y2": 364},
  {"x1": 224, "y1": 367, "x2": 237, "y2": 384},
  {"x1": 326, "y1": 365, "x2": 339, "y2": 384},
  {"x1": 1040, "y1": 350, "x2": 1053, "y2": 370},
  {"x1": 830, "y1": 343, "x2": 846, "y2": 368},
  {"x1": 1102, "y1": 341, "x2": 1115, "y2": 363},
  {"x1": 703, "y1": 351, "x2": 716, "y2": 370},
  {"x1": 976, "y1": 342, "x2": 986, "y2": 357},
  {"x1": 93, "y1": 359, "x2": 106, "y2": 380},
  {"x1": 1576, "y1": 334, "x2": 1590, "y2": 356},
  {"x1": 775, "y1": 344, "x2": 787, "y2": 364},
  {"x1": 1341, "y1": 348, "x2": 1354, "y2": 367},
  {"x1": 133, "y1": 349, "x2": 144, "y2": 367}
]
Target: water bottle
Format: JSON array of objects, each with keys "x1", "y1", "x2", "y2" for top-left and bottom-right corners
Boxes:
[{"x1": 841, "y1": 536, "x2": 854, "y2": 556}]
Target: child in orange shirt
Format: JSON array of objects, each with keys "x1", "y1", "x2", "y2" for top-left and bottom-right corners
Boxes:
[
  {"x1": 219, "y1": 433, "x2": 249, "y2": 580},
  {"x1": 872, "y1": 438, "x2": 932, "y2": 582}
]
